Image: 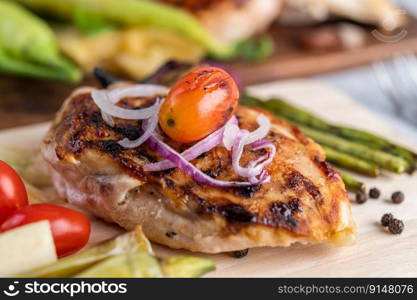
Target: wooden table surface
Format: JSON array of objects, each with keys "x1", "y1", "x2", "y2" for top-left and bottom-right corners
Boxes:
[{"x1": 0, "y1": 76, "x2": 93, "y2": 129}]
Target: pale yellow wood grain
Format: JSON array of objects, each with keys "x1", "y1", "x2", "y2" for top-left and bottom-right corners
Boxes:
[{"x1": 0, "y1": 80, "x2": 415, "y2": 277}]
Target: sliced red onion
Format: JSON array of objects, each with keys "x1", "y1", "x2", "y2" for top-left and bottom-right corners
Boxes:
[
  {"x1": 101, "y1": 110, "x2": 115, "y2": 127},
  {"x1": 92, "y1": 89, "x2": 162, "y2": 121},
  {"x1": 245, "y1": 115, "x2": 271, "y2": 145},
  {"x1": 146, "y1": 135, "x2": 267, "y2": 187},
  {"x1": 222, "y1": 114, "x2": 270, "y2": 150},
  {"x1": 249, "y1": 170, "x2": 271, "y2": 184},
  {"x1": 232, "y1": 132, "x2": 276, "y2": 179},
  {"x1": 94, "y1": 84, "x2": 168, "y2": 127},
  {"x1": 247, "y1": 153, "x2": 269, "y2": 169},
  {"x1": 108, "y1": 84, "x2": 169, "y2": 104},
  {"x1": 247, "y1": 139, "x2": 276, "y2": 183},
  {"x1": 222, "y1": 122, "x2": 240, "y2": 151},
  {"x1": 246, "y1": 155, "x2": 269, "y2": 183},
  {"x1": 92, "y1": 82, "x2": 275, "y2": 188},
  {"x1": 231, "y1": 129, "x2": 253, "y2": 177},
  {"x1": 118, "y1": 98, "x2": 164, "y2": 148},
  {"x1": 250, "y1": 139, "x2": 276, "y2": 169},
  {"x1": 144, "y1": 116, "x2": 238, "y2": 172}
]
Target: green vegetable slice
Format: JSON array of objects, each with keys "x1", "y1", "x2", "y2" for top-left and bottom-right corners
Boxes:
[
  {"x1": 0, "y1": 0, "x2": 81, "y2": 82},
  {"x1": 162, "y1": 256, "x2": 215, "y2": 278},
  {"x1": 16, "y1": 0, "x2": 236, "y2": 59}
]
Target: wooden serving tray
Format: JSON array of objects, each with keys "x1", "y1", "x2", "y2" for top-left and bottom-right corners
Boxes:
[
  {"x1": 0, "y1": 80, "x2": 416, "y2": 277},
  {"x1": 230, "y1": 18, "x2": 417, "y2": 85}
]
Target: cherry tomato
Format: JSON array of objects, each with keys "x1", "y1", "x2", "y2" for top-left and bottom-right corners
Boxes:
[
  {"x1": 159, "y1": 66, "x2": 239, "y2": 143},
  {"x1": 1, "y1": 203, "x2": 90, "y2": 257},
  {"x1": 0, "y1": 161, "x2": 28, "y2": 223}
]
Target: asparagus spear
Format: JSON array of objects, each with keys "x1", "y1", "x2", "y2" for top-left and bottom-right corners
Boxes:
[
  {"x1": 242, "y1": 96, "x2": 409, "y2": 173},
  {"x1": 329, "y1": 125, "x2": 417, "y2": 173},
  {"x1": 19, "y1": 226, "x2": 152, "y2": 277},
  {"x1": 241, "y1": 95, "x2": 330, "y2": 131},
  {"x1": 243, "y1": 96, "x2": 404, "y2": 175},
  {"x1": 299, "y1": 125, "x2": 408, "y2": 174},
  {"x1": 322, "y1": 146, "x2": 380, "y2": 177},
  {"x1": 339, "y1": 171, "x2": 366, "y2": 193},
  {"x1": 241, "y1": 95, "x2": 417, "y2": 172}
]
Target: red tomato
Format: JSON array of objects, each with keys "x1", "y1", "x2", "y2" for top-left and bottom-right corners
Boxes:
[
  {"x1": 1, "y1": 203, "x2": 90, "y2": 257},
  {"x1": 159, "y1": 66, "x2": 239, "y2": 143},
  {"x1": 0, "y1": 161, "x2": 28, "y2": 223}
]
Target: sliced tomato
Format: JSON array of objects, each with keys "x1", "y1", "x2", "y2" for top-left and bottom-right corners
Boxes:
[
  {"x1": 0, "y1": 160, "x2": 28, "y2": 223},
  {"x1": 1, "y1": 203, "x2": 90, "y2": 257},
  {"x1": 159, "y1": 66, "x2": 239, "y2": 143}
]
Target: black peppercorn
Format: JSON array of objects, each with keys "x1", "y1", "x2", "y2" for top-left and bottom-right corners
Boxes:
[
  {"x1": 355, "y1": 191, "x2": 367, "y2": 204},
  {"x1": 381, "y1": 213, "x2": 393, "y2": 227},
  {"x1": 230, "y1": 249, "x2": 249, "y2": 258},
  {"x1": 388, "y1": 218, "x2": 404, "y2": 234},
  {"x1": 165, "y1": 231, "x2": 177, "y2": 238},
  {"x1": 391, "y1": 191, "x2": 405, "y2": 204},
  {"x1": 369, "y1": 187, "x2": 381, "y2": 199}
]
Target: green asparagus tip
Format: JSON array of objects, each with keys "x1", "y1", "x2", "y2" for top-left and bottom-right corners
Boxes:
[{"x1": 339, "y1": 171, "x2": 366, "y2": 193}]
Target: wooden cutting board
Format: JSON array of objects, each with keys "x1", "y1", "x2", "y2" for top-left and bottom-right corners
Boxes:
[{"x1": 0, "y1": 80, "x2": 416, "y2": 277}]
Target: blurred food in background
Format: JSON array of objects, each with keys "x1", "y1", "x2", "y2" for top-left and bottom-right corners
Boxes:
[
  {"x1": 279, "y1": 0, "x2": 406, "y2": 29},
  {"x1": 159, "y1": 0, "x2": 283, "y2": 42},
  {"x1": 0, "y1": 0, "x2": 409, "y2": 83},
  {"x1": 296, "y1": 23, "x2": 368, "y2": 53},
  {"x1": 57, "y1": 27, "x2": 205, "y2": 79}
]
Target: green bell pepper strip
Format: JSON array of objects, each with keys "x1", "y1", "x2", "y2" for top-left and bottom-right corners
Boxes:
[
  {"x1": 16, "y1": 0, "x2": 236, "y2": 59},
  {"x1": 0, "y1": 0, "x2": 81, "y2": 82}
]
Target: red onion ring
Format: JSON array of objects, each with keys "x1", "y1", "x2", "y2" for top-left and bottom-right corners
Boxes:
[
  {"x1": 92, "y1": 90, "x2": 162, "y2": 120},
  {"x1": 92, "y1": 82, "x2": 275, "y2": 188},
  {"x1": 118, "y1": 98, "x2": 164, "y2": 148},
  {"x1": 108, "y1": 84, "x2": 169, "y2": 104},
  {"x1": 250, "y1": 139, "x2": 276, "y2": 171},
  {"x1": 101, "y1": 110, "x2": 115, "y2": 127},
  {"x1": 222, "y1": 123, "x2": 240, "y2": 151},
  {"x1": 146, "y1": 134, "x2": 268, "y2": 187},
  {"x1": 222, "y1": 114, "x2": 270, "y2": 150},
  {"x1": 246, "y1": 139, "x2": 276, "y2": 183},
  {"x1": 101, "y1": 84, "x2": 168, "y2": 127},
  {"x1": 92, "y1": 84, "x2": 169, "y2": 127},
  {"x1": 249, "y1": 169, "x2": 271, "y2": 184},
  {"x1": 232, "y1": 133, "x2": 276, "y2": 180},
  {"x1": 245, "y1": 115, "x2": 271, "y2": 145},
  {"x1": 144, "y1": 116, "x2": 238, "y2": 172},
  {"x1": 145, "y1": 115, "x2": 275, "y2": 187}
]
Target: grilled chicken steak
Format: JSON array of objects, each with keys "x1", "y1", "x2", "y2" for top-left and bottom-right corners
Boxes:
[{"x1": 42, "y1": 86, "x2": 356, "y2": 253}]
